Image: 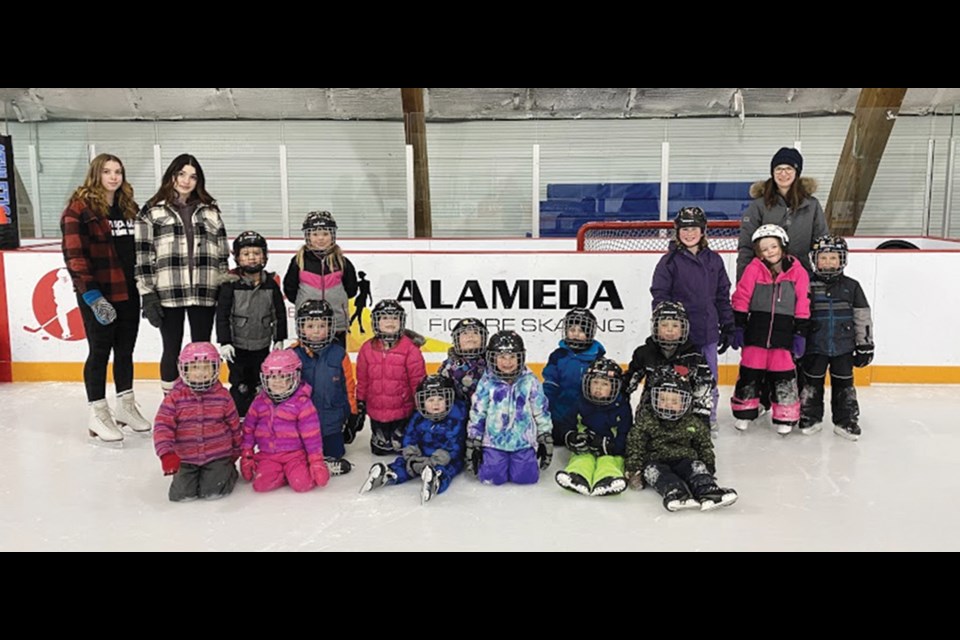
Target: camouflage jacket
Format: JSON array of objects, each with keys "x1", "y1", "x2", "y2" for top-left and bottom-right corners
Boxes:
[{"x1": 624, "y1": 405, "x2": 715, "y2": 475}]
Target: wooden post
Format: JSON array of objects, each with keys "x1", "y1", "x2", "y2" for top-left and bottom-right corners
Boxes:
[
  {"x1": 825, "y1": 88, "x2": 908, "y2": 235},
  {"x1": 401, "y1": 88, "x2": 432, "y2": 238}
]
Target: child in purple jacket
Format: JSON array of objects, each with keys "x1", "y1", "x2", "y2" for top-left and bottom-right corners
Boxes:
[
  {"x1": 240, "y1": 349, "x2": 329, "y2": 493},
  {"x1": 650, "y1": 207, "x2": 735, "y2": 432}
]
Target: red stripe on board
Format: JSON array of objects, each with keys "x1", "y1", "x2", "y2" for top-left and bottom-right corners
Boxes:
[{"x1": 0, "y1": 252, "x2": 11, "y2": 382}]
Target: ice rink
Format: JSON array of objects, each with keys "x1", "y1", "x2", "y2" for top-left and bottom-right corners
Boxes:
[{"x1": 1, "y1": 381, "x2": 957, "y2": 551}]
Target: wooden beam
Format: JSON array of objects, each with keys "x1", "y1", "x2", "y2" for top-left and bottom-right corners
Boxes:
[
  {"x1": 825, "y1": 88, "x2": 908, "y2": 235},
  {"x1": 401, "y1": 88, "x2": 432, "y2": 237}
]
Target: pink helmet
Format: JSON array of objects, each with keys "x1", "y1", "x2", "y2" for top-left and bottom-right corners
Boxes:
[
  {"x1": 177, "y1": 342, "x2": 221, "y2": 392},
  {"x1": 260, "y1": 349, "x2": 302, "y2": 403}
]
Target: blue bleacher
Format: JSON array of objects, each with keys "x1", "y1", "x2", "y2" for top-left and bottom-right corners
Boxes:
[{"x1": 539, "y1": 181, "x2": 752, "y2": 237}]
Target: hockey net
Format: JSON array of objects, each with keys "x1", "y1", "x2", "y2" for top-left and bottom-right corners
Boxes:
[{"x1": 577, "y1": 221, "x2": 742, "y2": 252}]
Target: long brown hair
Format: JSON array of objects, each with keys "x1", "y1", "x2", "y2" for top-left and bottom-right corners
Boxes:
[
  {"x1": 145, "y1": 154, "x2": 216, "y2": 209},
  {"x1": 762, "y1": 176, "x2": 810, "y2": 211},
  {"x1": 68, "y1": 154, "x2": 138, "y2": 219}
]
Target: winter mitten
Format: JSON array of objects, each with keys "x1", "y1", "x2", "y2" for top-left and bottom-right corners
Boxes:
[
  {"x1": 82, "y1": 290, "x2": 117, "y2": 326},
  {"x1": 141, "y1": 292, "x2": 164, "y2": 328},
  {"x1": 731, "y1": 327, "x2": 745, "y2": 351},
  {"x1": 308, "y1": 452, "x2": 330, "y2": 487},
  {"x1": 160, "y1": 452, "x2": 181, "y2": 476},
  {"x1": 466, "y1": 437, "x2": 483, "y2": 475},
  {"x1": 792, "y1": 335, "x2": 807, "y2": 359},
  {"x1": 585, "y1": 430, "x2": 614, "y2": 457},
  {"x1": 853, "y1": 344, "x2": 874, "y2": 368},
  {"x1": 240, "y1": 450, "x2": 256, "y2": 481},
  {"x1": 564, "y1": 430, "x2": 592, "y2": 454},
  {"x1": 536, "y1": 433, "x2": 554, "y2": 470},
  {"x1": 342, "y1": 413, "x2": 362, "y2": 444},
  {"x1": 219, "y1": 343, "x2": 236, "y2": 363},
  {"x1": 718, "y1": 323, "x2": 735, "y2": 354}
]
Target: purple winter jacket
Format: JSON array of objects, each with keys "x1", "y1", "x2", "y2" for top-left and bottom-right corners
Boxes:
[
  {"x1": 242, "y1": 382, "x2": 325, "y2": 456},
  {"x1": 650, "y1": 242, "x2": 734, "y2": 348}
]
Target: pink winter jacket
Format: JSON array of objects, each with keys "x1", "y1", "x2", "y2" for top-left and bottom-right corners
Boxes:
[
  {"x1": 356, "y1": 335, "x2": 426, "y2": 422},
  {"x1": 242, "y1": 382, "x2": 325, "y2": 456}
]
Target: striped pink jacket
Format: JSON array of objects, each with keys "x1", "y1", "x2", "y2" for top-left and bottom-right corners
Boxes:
[
  {"x1": 242, "y1": 383, "x2": 324, "y2": 456},
  {"x1": 153, "y1": 380, "x2": 241, "y2": 465}
]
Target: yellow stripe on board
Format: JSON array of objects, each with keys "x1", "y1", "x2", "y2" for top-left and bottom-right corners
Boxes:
[{"x1": 9, "y1": 362, "x2": 960, "y2": 385}]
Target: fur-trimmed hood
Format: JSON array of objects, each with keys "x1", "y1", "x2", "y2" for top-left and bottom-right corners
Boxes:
[{"x1": 750, "y1": 177, "x2": 819, "y2": 199}]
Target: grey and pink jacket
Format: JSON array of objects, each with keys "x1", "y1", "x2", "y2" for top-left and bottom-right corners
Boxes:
[
  {"x1": 242, "y1": 383, "x2": 324, "y2": 456},
  {"x1": 356, "y1": 335, "x2": 427, "y2": 423},
  {"x1": 282, "y1": 250, "x2": 358, "y2": 334},
  {"x1": 153, "y1": 380, "x2": 241, "y2": 466},
  {"x1": 732, "y1": 256, "x2": 810, "y2": 351}
]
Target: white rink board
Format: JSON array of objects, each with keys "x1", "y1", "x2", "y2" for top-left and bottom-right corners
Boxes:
[{"x1": 4, "y1": 248, "x2": 960, "y2": 368}]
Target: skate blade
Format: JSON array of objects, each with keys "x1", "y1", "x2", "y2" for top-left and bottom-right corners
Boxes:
[
  {"x1": 87, "y1": 434, "x2": 123, "y2": 449},
  {"x1": 700, "y1": 494, "x2": 739, "y2": 512},
  {"x1": 799, "y1": 423, "x2": 823, "y2": 436},
  {"x1": 666, "y1": 499, "x2": 701, "y2": 512},
  {"x1": 833, "y1": 426, "x2": 860, "y2": 441},
  {"x1": 117, "y1": 422, "x2": 153, "y2": 436}
]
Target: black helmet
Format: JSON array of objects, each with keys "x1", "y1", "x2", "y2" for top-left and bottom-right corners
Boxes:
[
  {"x1": 651, "y1": 301, "x2": 690, "y2": 349},
  {"x1": 809, "y1": 234, "x2": 849, "y2": 281},
  {"x1": 561, "y1": 307, "x2": 597, "y2": 351},
  {"x1": 296, "y1": 299, "x2": 335, "y2": 350},
  {"x1": 451, "y1": 317, "x2": 488, "y2": 358},
  {"x1": 302, "y1": 210, "x2": 338, "y2": 254},
  {"x1": 674, "y1": 206, "x2": 707, "y2": 231},
  {"x1": 581, "y1": 357, "x2": 623, "y2": 406},
  {"x1": 647, "y1": 366, "x2": 693, "y2": 421},
  {"x1": 371, "y1": 299, "x2": 406, "y2": 344},
  {"x1": 415, "y1": 375, "x2": 456, "y2": 422},
  {"x1": 486, "y1": 330, "x2": 526, "y2": 383},
  {"x1": 232, "y1": 230, "x2": 267, "y2": 273}
]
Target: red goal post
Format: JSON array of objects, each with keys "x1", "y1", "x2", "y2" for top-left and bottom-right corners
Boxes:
[{"x1": 576, "y1": 220, "x2": 742, "y2": 252}]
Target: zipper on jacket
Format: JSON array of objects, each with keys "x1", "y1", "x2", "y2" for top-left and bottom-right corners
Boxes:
[{"x1": 766, "y1": 282, "x2": 778, "y2": 348}]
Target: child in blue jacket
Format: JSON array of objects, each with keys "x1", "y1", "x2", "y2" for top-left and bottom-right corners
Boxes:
[
  {"x1": 543, "y1": 307, "x2": 606, "y2": 445},
  {"x1": 359, "y1": 375, "x2": 466, "y2": 504}
]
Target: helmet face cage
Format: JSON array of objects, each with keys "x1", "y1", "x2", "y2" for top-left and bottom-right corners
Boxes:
[
  {"x1": 416, "y1": 385, "x2": 455, "y2": 422},
  {"x1": 302, "y1": 211, "x2": 338, "y2": 254},
  {"x1": 582, "y1": 369, "x2": 622, "y2": 406},
  {"x1": 297, "y1": 314, "x2": 334, "y2": 350},
  {"x1": 562, "y1": 309, "x2": 597, "y2": 350},
  {"x1": 810, "y1": 236, "x2": 848, "y2": 279},
  {"x1": 452, "y1": 319, "x2": 488, "y2": 358},
  {"x1": 651, "y1": 384, "x2": 693, "y2": 421},
  {"x1": 233, "y1": 231, "x2": 268, "y2": 271},
  {"x1": 652, "y1": 303, "x2": 690, "y2": 348},
  {"x1": 260, "y1": 369, "x2": 301, "y2": 403},
  {"x1": 178, "y1": 357, "x2": 220, "y2": 392},
  {"x1": 372, "y1": 302, "x2": 406, "y2": 342},
  {"x1": 487, "y1": 348, "x2": 526, "y2": 382}
]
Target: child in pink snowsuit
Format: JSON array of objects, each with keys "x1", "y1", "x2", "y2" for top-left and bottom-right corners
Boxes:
[
  {"x1": 240, "y1": 349, "x2": 330, "y2": 492},
  {"x1": 730, "y1": 224, "x2": 810, "y2": 436}
]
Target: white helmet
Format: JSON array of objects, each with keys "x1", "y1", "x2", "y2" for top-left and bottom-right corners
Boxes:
[{"x1": 752, "y1": 224, "x2": 789, "y2": 248}]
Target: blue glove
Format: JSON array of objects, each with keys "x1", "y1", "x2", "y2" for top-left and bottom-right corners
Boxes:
[
  {"x1": 792, "y1": 335, "x2": 807, "y2": 359},
  {"x1": 731, "y1": 327, "x2": 745, "y2": 351},
  {"x1": 82, "y1": 290, "x2": 117, "y2": 326}
]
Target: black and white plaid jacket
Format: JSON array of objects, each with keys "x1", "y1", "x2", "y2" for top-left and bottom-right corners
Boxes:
[{"x1": 135, "y1": 200, "x2": 229, "y2": 308}]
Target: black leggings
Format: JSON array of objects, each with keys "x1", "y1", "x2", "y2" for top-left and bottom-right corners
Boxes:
[
  {"x1": 159, "y1": 305, "x2": 217, "y2": 382},
  {"x1": 78, "y1": 293, "x2": 140, "y2": 402}
]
